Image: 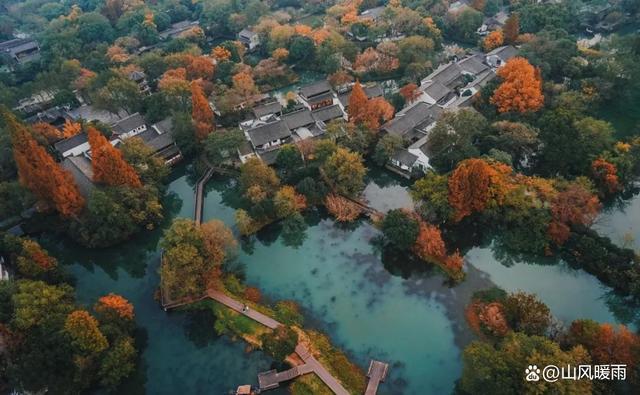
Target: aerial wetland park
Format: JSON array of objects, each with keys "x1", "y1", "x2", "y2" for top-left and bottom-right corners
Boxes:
[{"x1": 0, "y1": 0, "x2": 640, "y2": 394}]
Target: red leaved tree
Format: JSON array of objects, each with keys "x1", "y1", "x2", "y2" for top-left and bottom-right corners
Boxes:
[
  {"x1": 7, "y1": 110, "x2": 85, "y2": 217},
  {"x1": 191, "y1": 81, "x2": 214, "y2": 140},
  {"x1": 88, "y1": 127, "x2": 142, "y2": 188}
]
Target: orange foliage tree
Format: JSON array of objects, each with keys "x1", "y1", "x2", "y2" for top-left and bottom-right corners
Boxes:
[
  {"x1": 7, "y1": 111, "x2": 84, "y2": 217},
  {"x1": 212, "y1": 46, "x2": 231, "y2": 61},
  {"x1": 348, "y1": 81, "x2": 394, "y2": 129},
  {"x1": 62, "y1": 119, "x2": 82, "y2": 138},
  {"x1": 399, "y1": 83, "x2": 420, "y2": 104},
  {"x1": 413, "y1": 221, "x2": 446, "y2": 259},
  {"x1": 32, "y1": 122, "x2": 63, "y2": 143},
  {"x1": 548, "y1": 184, "x2": 600, "y2": 245},
  {"x1": 232, "y1": 71, "x2": 258, "y2": 99},
  {"x1": 324, "y1": 194, "x2": 363, "y2": 222},
  {"x1": 591, "y1": 158, "x2": 620, "y2": 194},
  {"x1": 448, "y1": 159, "x2": 513, "y2": 222},
  {"x1": 191, "y1": 81, "x2": 214, "y2": 140},
  {"x1": 186, "y1": 56, "x2": 215, "y2": 81},
  {"x1": 87, "y1": 127, "x2": 142, "y2": 188},
  {"x1": 491, "y1": 57, "x2": 544, "y2": 113},
  {"x1": 483, "y1": 30, "x2": 504, "y2": 51},
  {"x1": 95, "y1": 293, "x2": 135, "y2": 320}
]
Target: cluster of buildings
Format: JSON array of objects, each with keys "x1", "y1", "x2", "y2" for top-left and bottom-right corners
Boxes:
[
  {"x1": 236, "y1": 80, "x2": 383, "y2": 164},
  {"x1": 0, "y1": 37, "x2": 40, "y2": 71},
  {"x1": 384, "y1": 45, "x2": 518, "y2": 177}
]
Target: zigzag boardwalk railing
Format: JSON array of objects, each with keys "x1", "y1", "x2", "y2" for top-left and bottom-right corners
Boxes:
[{"x1": 193, "y1": 161, "x2": 240, "y2": 225}]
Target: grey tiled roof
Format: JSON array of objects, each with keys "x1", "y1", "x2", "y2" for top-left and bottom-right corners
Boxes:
[
  {"x1": 392, "y1": 149, "x2": 418, "y2": 167},
  {"x1": 54, "y1": 133, "x2": 88, "y2": 154},
  {"x1": 424, "y1": 81, "x2": 452, "y2": 102},
  {"x1": 112, "y1": 113, "x2": 146, "y2": 135},
  {"x1": 247, "y1": 120, "x2": 291, "y2": 147},
  {"x1": 299, "y1": 80, "x2": 332, "y2": 99},
  {"x1": 258, "y1": 148, "x2": 281, "y2": 165},
  {"x1": 338, "y1": 84, "x2": 384, "y2": 107},
  {"x1": 458, "y1": 55, "x2": 489, "y2": 75},
  {"x1": 282, "y1": 109, "x2": 315, "y2": 130},
  {"x1": 253, "y1": 101, "x2": 282, "y2": 118},
  {"x1": 62, "y1": 155, "x2": 94, "y2": 197},
  {"x1": 312, "y1": 104, "x2": 344, "y2": 123},
  {"x1": 381, "y1": 102, "x2": 441, "y2": 137},
  {"x1": 152, "y1": 117, "x2": 173, "y2": 135},
  {"x1": 486, "y1": 45, "x2": 518, "y2": 60},
  {"x1": 423, "y1": 62, "x2": 463, "y2": 88}
]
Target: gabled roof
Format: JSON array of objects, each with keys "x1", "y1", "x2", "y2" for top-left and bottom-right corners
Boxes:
[
  {"x1": 253, "y1": 101, "x2": 282, "y2": 118},
  {"x1": 299, "y1": 80, "x2": 332, "y2": 99},
  {"x1": 422, "y1": 62, "x2": 463, "y2": 88},
  {"x1": 381, "y1": 102, "x2": 441, "y2": 137},
  {"x1": 392, "y1": 149, "x2": 418, "y2": 167},
  {"x1": 486, "y1": 45, "x2": 518, "y2": 60},
  {"x1": 312, "y1": 104, "x2": 344, "y2": 123},
  {"x1": 112, "y1": 113, "x2": 146, "y2": 135},
  {"x1": 359, "y1": 6, "x2": 386, "y2": 20},
  {"x1": 247, "y1": 120, "x2": 291, "y2": 147},
  {"x1": 62, "y1": 155, "x2": 94, "y2": 197},
  {"x1": 152, "y1": 117, "x2": 173, "y2": 135},
  {"x1": 306, "y1": 91, "x2": 334, "y2": 105},
  {"x1": 282, "y1": 109, "x2": 315, "y2": 130},
  {"x1": 423, "y1": 81, "x2": 452, "y2": 102},
  {"x1": 458, "y1": 55, "x2": 489, "y2": 75},
  {"x1": 258, "y1": 147, "x2": 281, "y2": 165},
  {"x1": 54, "y1": 132, "x2": 88, "y2": 154},
  {"x1": 128, "y1": 70, "x2": 146, "y2": 81}
]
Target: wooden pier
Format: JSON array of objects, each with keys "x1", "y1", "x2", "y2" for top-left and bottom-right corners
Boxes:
[
  {"x1": 258, "y1": 364, "x2": 313, "y2": 390},
  {"x1": 365, "y1": 360, "x2": 389, "y2": 395}
]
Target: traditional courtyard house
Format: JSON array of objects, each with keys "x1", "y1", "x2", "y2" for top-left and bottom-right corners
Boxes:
[
  {"x1": 159, "y1": 20, "x2": 200, "y2": 40},
  {"x1": 138, "y1": 118, "x2": 183, "y2": 165},
  {"x1": 0, "y1": 38, "x2": 40, "y2": 66},
  {"x1": 311, "y1": 104, "x2": 346, "y2": 128},
  {"x1": 13, "y1": 90, "x2": 58, "y2": 115},
  {"x1": 245, "y1": 120, "x2": 292, "y2": 165},
  {"x1": 55, "y1": 133, "x2": 91, "y2": 158},
  {"x1": 238, "y1": 28, "x2": 261, "y2": 51},
  {"x1": 282, "y1": 108, "x2": 318, "y2": 140},
  {"x1": 380, "y1": 102, "x2": 442, "y2": 144},
  {"x1": 485, "y1": 45, "x2": 518, "y2": 68},
  {"x1": 298, "y1": 81, "x2": 338, "y2": 110},
  {"x1": 111, "y1": 113, "x2": 148, "y2": 140},
  {"x1": 252, "y1": 100, "x2": 283, "y2": 121},
  {"x1": 67, "y1": 104, "x2": 127, "y2": 125},
  {"x1": 477, "y1": 11, "x2": 509, "y2": 36},
  {"x1": 358, "y1": 6, "x2": 386, "y2": 23}
]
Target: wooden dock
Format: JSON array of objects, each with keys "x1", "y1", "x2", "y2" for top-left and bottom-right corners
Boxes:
[
  {"x1": 365, "y1": 360, "x2": 389, "y2": 395},
  {"x1": 258, "y1": 364, "x2": 313, "y2": 390}
]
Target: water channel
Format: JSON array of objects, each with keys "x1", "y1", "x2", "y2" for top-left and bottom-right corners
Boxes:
[{"x1": 40, "y1": 165, "x2": 639, "y2": 394}]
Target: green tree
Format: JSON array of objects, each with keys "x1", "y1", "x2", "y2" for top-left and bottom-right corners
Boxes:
[
  {"x1": 205, "y1": 129, "x2": 245, "y2": 166},
  {"x1": 426, "y1": 109, "x2": 488, "y2": 172},
  {"x1": 288, "y1": 36, "x2": 316, "y2": 67},
  {"x1": 373, "y1": 134, "x2": 403, "y2": 166},
  {"x1": 260, "y1": 325, "x2": 298, "y2": 362},
  {"x1": 64, "y1": 310, "x2": 109, "y2": 355},
  {"x1": 321, "y1": 148, "x2": 366, "y2": 197},
  {"x1": 98, "y1": 337, "x2": 137, "y2": 389},
  {"x1": 447, "y1": 8, "x2": 483, "y2": 43},
  {"x1": 411, "y1": 172, "x2": 452, "y2": 224},
  {"x1": 461, "y1": 332, "x2": 591, "y2": 394},
  {"x1": 12, "y1": 280, "x2": 75, "y2": 330},
  {"x1": 239, "y1": 157, "x2": 281, "y2": 198},
  {"x1": 381, "y1": 209, "x2": 420, "y2": 251},
  {"x1": 275, "y1": 144, "x2": 303, "y2": 178},
  {"x1": 92, "y1": 75, "x2": 142, "y2": 114}
]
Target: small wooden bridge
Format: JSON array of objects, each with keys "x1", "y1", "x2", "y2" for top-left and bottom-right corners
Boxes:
[
  {"x1": 258, "y1": 363, "x2": 314, "y2": 390},
  {"x1": 193, "y1": 161, "x2": 240, "y2": 225}
]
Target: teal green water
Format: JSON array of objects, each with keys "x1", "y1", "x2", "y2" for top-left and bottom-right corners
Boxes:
[{"x1": 42, "y1": 166, "x2": 639, "y2": 394}]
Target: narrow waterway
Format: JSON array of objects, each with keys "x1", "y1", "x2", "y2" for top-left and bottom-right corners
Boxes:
[{"x1": 41, "y1": 166, "x2": 639, "y2": 394}]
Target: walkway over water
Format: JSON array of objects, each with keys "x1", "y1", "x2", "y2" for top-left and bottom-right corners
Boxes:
[
  {"x1": 162, "y1": 289, "x2": 352, "y2": 394},
  {"x1": 258, "y1": 364, "x2": 313, "y2": 390},
  {"x1": 194, "y1": 161, "x2": 240, "y2": 225},
  {"x1": 365, "y1": 361, "x2": 389, "y2": 395}
]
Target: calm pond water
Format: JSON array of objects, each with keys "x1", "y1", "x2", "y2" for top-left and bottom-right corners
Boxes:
[{"x1": 41, "y1": 165, "x2": 639, "y2": 394}]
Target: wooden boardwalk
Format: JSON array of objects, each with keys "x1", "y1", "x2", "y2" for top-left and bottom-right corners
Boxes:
[{"x1": 365, "y1": 360, "x2": 389, "y2": 395}]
